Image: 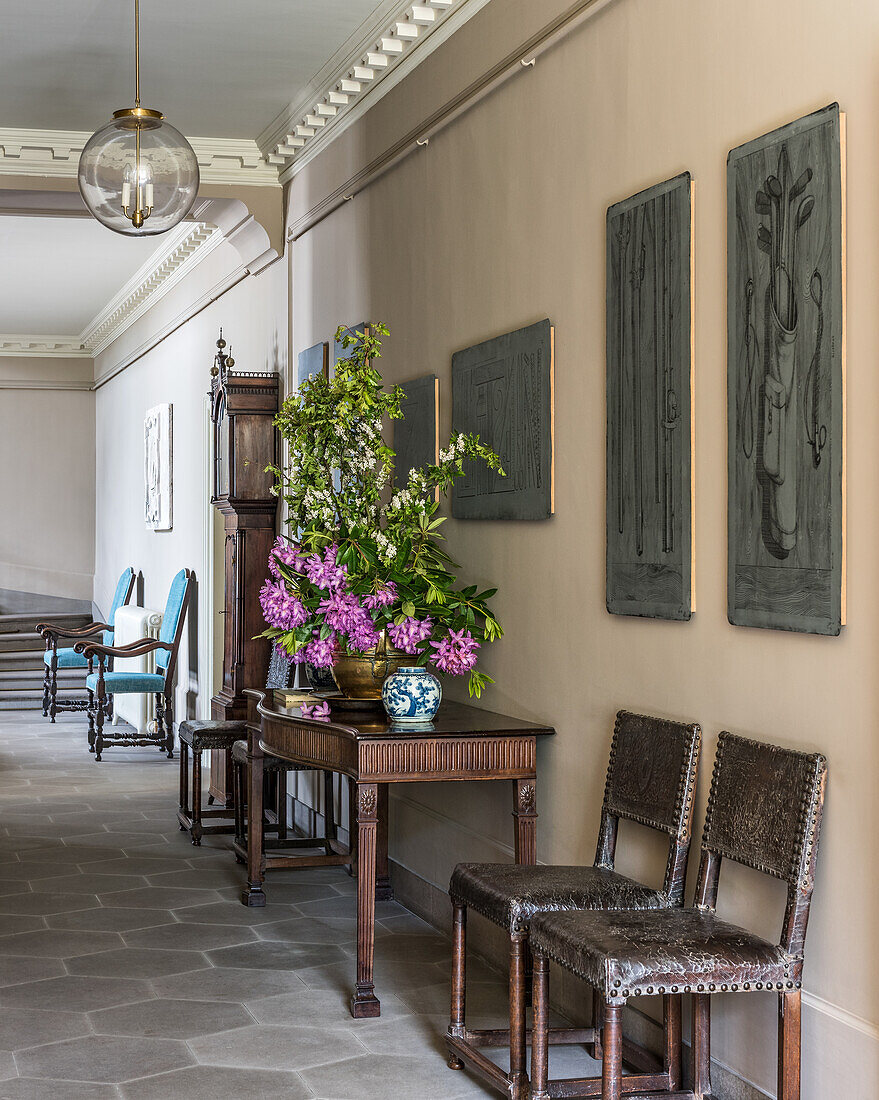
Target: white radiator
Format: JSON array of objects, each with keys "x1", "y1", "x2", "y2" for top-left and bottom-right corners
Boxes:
[{"x1": 111, "y1": 606, "x2": 163, "y2": 735}]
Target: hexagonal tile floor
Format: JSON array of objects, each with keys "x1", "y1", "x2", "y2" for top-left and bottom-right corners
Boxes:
[{"x1": 0, "y1": 711, "x2": 545, "y2": 1098}]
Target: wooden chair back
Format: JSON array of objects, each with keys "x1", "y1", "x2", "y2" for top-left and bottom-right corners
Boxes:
[
  {"x1": 595, "y1": 710, "x2": 701, "y2": 904},
  {"x1": 156, "y1": 569, "x2": 194, "y2": 688},
  {"x1": 694, "y1": 732, "x2": 827, "y2": 956}
]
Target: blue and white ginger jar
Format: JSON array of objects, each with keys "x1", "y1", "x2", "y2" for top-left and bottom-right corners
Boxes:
[{"x1": 382, "y1": 666, "x2": 442, "y2": 723}]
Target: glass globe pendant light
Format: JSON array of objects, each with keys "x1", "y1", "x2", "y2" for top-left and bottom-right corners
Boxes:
[{"x1": 77, "y1": 0, "x2": 199, "y2": 235}]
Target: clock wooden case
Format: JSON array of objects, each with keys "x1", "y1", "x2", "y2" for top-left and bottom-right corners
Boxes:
[{"x1": 209, "y1": 334, "x2": 280, "y2": 800}]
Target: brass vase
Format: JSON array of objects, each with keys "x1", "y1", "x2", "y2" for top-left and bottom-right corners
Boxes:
[{"x1": 331, "y1": 631, "x2": 410, "y2": 700}]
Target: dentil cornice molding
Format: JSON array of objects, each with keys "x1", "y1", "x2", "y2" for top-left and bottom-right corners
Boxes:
[
  {"x1": 0, "y1": 129, "x2": 279, "y2": 186},
  {"x1": 258, "y1": 0, "x2": 492, "y2": 180}
]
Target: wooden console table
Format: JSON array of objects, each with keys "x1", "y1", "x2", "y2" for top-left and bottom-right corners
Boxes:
[{"x1": 241, "y1": 689, "x2": 554, "y2": 1018}]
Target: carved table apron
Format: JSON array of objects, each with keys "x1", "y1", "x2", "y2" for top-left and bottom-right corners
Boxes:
[{"x1": 242, "y1": 690, "x2": 554, "y2": 1018}]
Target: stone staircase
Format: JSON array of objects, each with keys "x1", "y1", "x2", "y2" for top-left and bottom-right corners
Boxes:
[{"x1": 0, "y1": 593, "x2": 94, "y2": 712}]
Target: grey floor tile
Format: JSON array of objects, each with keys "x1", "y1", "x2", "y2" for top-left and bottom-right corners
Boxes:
[
  {"x1": 300, "y1": 1053, "x2": 495, "y2": 1099},
  {"x1": 0, "y1": 929, "x2": 124, "y2": 958},
  {"x1": 294, "y1": 894, "x2": 408, "y2": 920},
  {"x1": 24, "y1": 846, "x2": 125, "y2": 864},
  {"x1": 66, "y1": 947, "x2": 210, "y2": 979},
  {"x1": 0, "y1": 885, "x2": 27, "y2": 899},
  {"x1": 0, "y1": 863, "x2": 74, "y2": 881},
  {"x1": 122, "y1": 921, "x2": 256, "y2": 952},
  {"x1": 0, "y1": 915, "x2": 45, "y2": 937},
  {"x1": 0, "y1": 1077, "x2": 121, "y2": 1099},
  {"x1": 152, "y1": 966, "x2": 308, "y2": 1002},
  {"x1": 30, "y1": 874, "x2": 147, "y2": 895},
  {"x1": 0, "y1": 893, "x2": 100, "y2": 916},
  {"x1": 2, "y1": 823, "x2": 104, "y2": 839},
  {"x1": 15, "y1": 1034, "x2": 195, "y2": 1083},
  {"x1": 355, "y1": 1011, "x2": 450, "y2": 1057},
  {"x1": 89, "y1": 997, "x2": 253, "y2": 1039},
  {"x1": 75, "y1": 834, "x2": 168, "y2": 849},
  {"x1": 246, "y1": 986, "x2": 412, "y2": 1026},
  {"x1": 120, "y1": 1065, "x2": 310, "y2": 1100},
  {"x1": 215, "y1": 881, "x2": 342, "y2": 907},
  {"x1": 0, "y1": 1006, "x2": 91, "y2": 1049},
  {"x1": 207, "y1": 940, "x2": 345, "y2": 971},
  {"x1": 0, "y1": 956, "x2": 66, "y2": 988},
  {"x1": 256, "y1": 915, "x2": 358, "y2": 945},
  {"x1": 189, "y1": 1022, "x2": 365, "y2": 1071},
  {"x1": 145, "y1": 867, "x2": 243, "y2": 890},
  {"x1": 82, "y1": 857, "x2": 187, "y2": 877},
  {"x1": 47, "y1": 909, "x2": 174, "y2": 933},
  {"x1": 97, "y1": 887, "x2": 221, "y2": 910},
  {"x1": 297, "y1": 957, "x2": 446, "y2": 994},
  {"x1": 172, "y1": 901, "x2": 298, "y2": 926},
  {"x1": 0, "y1": 975, "x2": 154, "y2": 1012}
]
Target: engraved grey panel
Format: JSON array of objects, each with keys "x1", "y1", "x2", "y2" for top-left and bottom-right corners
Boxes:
[
  {"x1": 333, "y1": 322, "x2": 369, "y2": 370},
  {"x1": 297, "y1": 341, "x2": 327, "y2": 390},
  {"x1": 266, "y1": 647, "x2": 293, "y2": 690},
  {"x1": 393, "y1": 375, "x2": 438, "y2": 489},
  {"x1": 606, "y1": 173, "x2": 692, "y2": 621},
  {"x1": 728, "y1": 104, "x2": 844, "y2": 635},
  {"x1": 451, "y1": 319, "x2": 553, "y2": 521}
]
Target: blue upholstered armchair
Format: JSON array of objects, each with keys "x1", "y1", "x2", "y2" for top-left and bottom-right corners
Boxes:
[
  {"x1": 77, "y1": 569, "x2": 194, "y2": 762},
  {"x1": 37, "y1": 567, "x2": 135, "y2": 723}
]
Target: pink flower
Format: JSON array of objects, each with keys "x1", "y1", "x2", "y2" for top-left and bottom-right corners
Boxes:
[
  {"x1": 387, "y1": 616, "x2": 433, "y2": 654},
  {"x1": 259, "y1": 580, "x2": 307, "y2": 630},
  {"x1": 362, "y1": 582, "x2": 398, "y2": 610},
  {"x1": 302, "y1": 631, "x2": 337, "y2": 669},
  {"x1": 430, "y1": 628, "x2": 480, "y2": 675},
  {"x1": 304, "y1": 543, "x2": 347, "y2": 591},
  {"x1": 268, "y1": 536, "x2": 307, "y2": 579},
  {"x1": 301, "y1": 701, "x2": 331, "y2": 721}
]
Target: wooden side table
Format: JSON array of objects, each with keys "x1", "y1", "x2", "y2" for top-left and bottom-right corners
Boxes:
[{"x1": 241, "y1": 689, "x2": 554, "y2": 1018}]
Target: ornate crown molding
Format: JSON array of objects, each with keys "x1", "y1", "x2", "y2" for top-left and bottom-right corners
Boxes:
[
  {"x1": 0, "y1": 129, "x2": 279, "y2": 186},
  {"x1": 81, "y1": 221, "x2": 221, "y2": 356},
  {"x1": 258, "y1": 0, "x2": 492, "y2": 180},
  {"x1": 0, "y1": 336, "x2": 87, "y2": 358}
]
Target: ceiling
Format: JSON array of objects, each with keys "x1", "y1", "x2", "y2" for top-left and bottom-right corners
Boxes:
[
  {"x1": 0, "y1": 215, "x2": 163, "y2": 335},
  {"x1": 0, "y1": 0, "x2": 384, "y2": 138}
]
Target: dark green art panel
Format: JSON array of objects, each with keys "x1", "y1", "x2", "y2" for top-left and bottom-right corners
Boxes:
[
  {"x1": 393, "y1": 375, "x2": 438, "y2": 489},
  {"x1": 727, "y1": 104, "x2": 845, "y2": 635},
  {"x1": 451, "y1": 319, "x2": 554, "y2": 521},
  {"x1": 606, "y1": 173, "x2": 693, "y2": 620}
]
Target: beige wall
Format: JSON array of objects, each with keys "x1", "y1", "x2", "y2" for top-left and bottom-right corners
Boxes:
[
  {"x1": 288, "y1": 0, "x2": 879, "y2": 1094},
  {"x1": 0, "y1": 357, "x2": 95, "y2": 600},
  {"x1": 94, "y1": 243, "x2": 287, "y2": 721}
]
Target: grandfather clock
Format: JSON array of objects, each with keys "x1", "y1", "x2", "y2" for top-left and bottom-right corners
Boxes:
[{"x1": 209, "y1": 332, "x2": 280, "y2": 800}]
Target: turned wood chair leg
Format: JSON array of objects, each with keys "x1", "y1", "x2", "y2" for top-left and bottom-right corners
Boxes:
[
  {"x1": 664, "y1": 992, "x2": 683, "y2": 1090},
  {"x1": 324, "y1": 770, "x2": 338, "y2": 851},
  {"x1": 277, "y1": 771, "x2": 288, "y2": 840},
  {"x1": 509, "y1": 931, "x2": 528, "y2": 1090},
  {"x1": 692, "y1": 992, "x2": 712, "y2": 1098},
  {"x1": 178, "y1": 742, "x2": 189, "y2": 826},
  {"x1": 49, "y1": 657, "x2": 58, "y2": 723},
  {"x1": 94, "y1": 689, "x2": 105, "y2": 761},
  {"x1": 164, "y1": 692, "x2": 174, "y2": 757},
  {"x1": 778, "y1": 990, "x2": 801, "y2": 1100},
  {"x1": 447, "y1": 901, "x2": 467, "y2": 1068},
  {"x1": 42, "y1": 662, "x2": 50, "y2": 717},
  {"x1": 191, "y1": 748, "x2": 203, "y2": 846},
  {"x1": 87, "y1": 692, "x2": 96, "y2": 752},
  {"x1": 590, "y1": 986, "x2": 604, "y2": 1061},
  {"x1": 602, "y1": 1001, "x2": 623, "y2": 1100},
  {"x1": 530, "y1": 950, "x2": 550, "y2": 1100}
]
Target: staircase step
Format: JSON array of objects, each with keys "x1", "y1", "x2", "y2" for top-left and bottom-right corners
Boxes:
[
  {"x1": 0, "y1": 670, "x2": 82, "y2": 692},
  {"x1": 0, "y1": 633, "x2": 45, "y2": 653},
  {"x1": 0, "y1": 653, "x2": 45, "y2": 671},
  {"x1": 0, "y1": 612, "x2": 92, "y2": 636}
]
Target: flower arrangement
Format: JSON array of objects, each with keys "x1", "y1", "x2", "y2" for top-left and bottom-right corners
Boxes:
[{"x1": 259, "y1": 322, "x2": 504, "y2": 698}]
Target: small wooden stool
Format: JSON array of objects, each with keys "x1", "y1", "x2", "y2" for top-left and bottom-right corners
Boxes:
[
  {"x1": 177, "y1": 720, "x2": 246, "y2": 845},
  {"x1": 230, "y1": 738, "x2": 352, "y2": 869}
]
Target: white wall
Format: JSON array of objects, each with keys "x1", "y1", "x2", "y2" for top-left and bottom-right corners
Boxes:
[
  {"x1": 0, "y1": 357, "x2": 95, "y2": 600},
  {"x1": 288, "y1": 0, "x2": 879, "y2": 1094},
  {"x1": 93, "y1": 241, "x2": 287, "y2": 720}
]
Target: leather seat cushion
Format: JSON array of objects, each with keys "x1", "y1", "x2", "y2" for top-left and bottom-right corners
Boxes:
[
  {"x1": 529, "y1": 908, "x2": 796, "y2": 998},
  {"x1": 85, "y1": 672, "x2": 165, "y2": 694},
  {"x1": 44, "y1": 648, "x2": 88, "y2": 669},
  {"x1": 450, "y1": 863, "x2": 669, "y2": 933},
  {"x1": 179, "y1": 719, "x2": 248, "y2": 750},
  {"x1": 231, "y1": 739, "x2": 305, "y2": 773}
]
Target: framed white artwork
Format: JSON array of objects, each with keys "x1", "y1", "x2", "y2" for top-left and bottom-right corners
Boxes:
[{"x1": 144, "y1": 403, "x2": 173, "y2": 531}]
